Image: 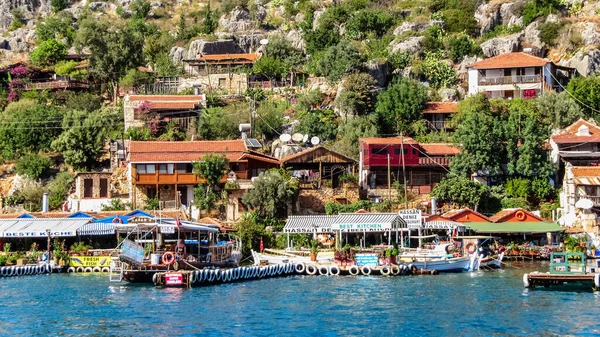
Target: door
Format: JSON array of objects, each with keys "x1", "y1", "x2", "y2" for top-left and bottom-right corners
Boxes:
[
  {"x1": 177, "y1": 186, "x2": 188, "y2": 207},
  {"x1": 99, "y1": 179, "x2": 108, "y2": 198},
  {"x1": 83, "y1": 179, "x2": 93, "y2": 198}
]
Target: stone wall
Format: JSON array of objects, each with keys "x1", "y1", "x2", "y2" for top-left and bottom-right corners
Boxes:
[
  {"x1": 123, "y1": 99, "x2": 145, "y2": 130},
  {"x1": 297, "y1": 187, "x2": 360, "y2": 214},
  {"x1": 75, "y1": 173, "x2": 112, "y2": 199},
  {"x1": 178, "y1": 73, "x2": 248, "y2": 95}
]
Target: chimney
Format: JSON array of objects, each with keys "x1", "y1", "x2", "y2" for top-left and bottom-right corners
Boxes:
[
  {"x1": 42, "y1": 193, "x2": 49, "y2": 213},
  {"x1": 431, "y1": 197, "x2": 437, "y2": 215}
]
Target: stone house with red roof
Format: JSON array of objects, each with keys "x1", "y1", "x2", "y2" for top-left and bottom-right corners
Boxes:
[
  {"x1": 358, "y1": 137, "x2": 460, "y2": 200},
  {"x1": 123, "y1": 94, "x2": 207, "y2": 131},
  {"x1": 467, "y1": 52, "x2": 574, "y2": 99},
  {"x1": 127, "y1": 140, "x2": 279, "y2": 221}
]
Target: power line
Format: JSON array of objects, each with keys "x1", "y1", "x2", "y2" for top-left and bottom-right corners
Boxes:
[{"x1": 548, "y1": 71, "x2": 600, "y2": 114}]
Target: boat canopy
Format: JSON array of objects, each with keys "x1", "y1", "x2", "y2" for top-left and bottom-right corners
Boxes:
[
  {"x1": 283, "y1": 215, "x2": 337, "y2": 234},
  {"x1": 465, "y1": 221, "x2": 564, "y2": 234},
  {"x1": 0, "y1": 218, "x2": 93, "y2": 238}
]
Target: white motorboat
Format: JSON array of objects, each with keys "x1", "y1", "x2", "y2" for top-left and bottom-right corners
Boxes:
[
  {"x1": 251, "y1": 249, "x2": 334, "y2": 265},
  {"x1": 474, "y1": 252, "x2": 505, "y2": 270},
  {"x1": 400, "y1": 255, "x2": 471, "y2": 272}
]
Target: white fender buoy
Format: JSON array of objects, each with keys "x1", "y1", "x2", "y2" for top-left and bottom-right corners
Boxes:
[
  {"x1": 93, "y1": 267, "x2": 101, "y2": 273},
  {"x1": 0, "y1": 267, "x2": 5, "y2": 277},
  {"x1": 102, "y1": 267, "x2": 110, "y2": 273},
  {"x1": 190, "y1": 271, "x2": 197, "y2": 283},
  {"x1": 242, "y1": 267, "x2": 248, "y2": 279},
  {"x1": 329, "y1": 265, "x2": 341, "y2": 276},
  {"x1": 197, "y1": 270, "x2": 204, "y2": 283},
  {"x1": 46, "y1": 264, "x2": 52, "y2": 273},
  {"x1": 84, "y1": 267, "x2": 93, "y2": 273},
  {"x1": 594, "y1": 274, "x2": 600, "y2": 290},
  {"x1": 33, "y1": 265, "x2": 39, "y2": 274},
  {"x1": 67, "y1": 267, "x2": 76, "y2": 273},
  {"x1": 234, "y1": 268, "x2": 240, "y2": 280},
  {"x1": 6, "y1": 266, "x2": 14, "y2": 277},
  {"x1": 306, "y1": 264, "x2": 317, "y2": 275},
  {"x1": 276, "y1": 264, "x2": 283, "y2": 275},
  {"x1": 207, "y1": 269, "x2": 215, "y2": 282},
  {"x1": 348, "y1": 265, "x2": 360, "y2": 276},
  {"x1": 361, "y1": 265, "x2": 371, "y2": 276},
  {"x1": 380, "y1": 266, "x2": 391, "y2": 276},
  {"x1": 523, "y1": 274, "x2": 530, "y2": 288},
  {"x1": 318, "y1": 266, "x2": 329, "y2": 276},
  {"x1": 215, "y1": 269, "x2": 222, "y2": 281},
  {"x1": 295, "y1": 263, "x2": 306, "y2": 274},
  {"x1": 76, "y1": 267, "x2": 84, "y2": 273},
  {"x1": 15, "y1": 266, "x2": 22, "y2": 276},
  {"x1": 391, "y1": 265, "x2": 400, "y2": 276},
  {"x1": 152, "y1": 273, "x2": 159, "y2": 285}
]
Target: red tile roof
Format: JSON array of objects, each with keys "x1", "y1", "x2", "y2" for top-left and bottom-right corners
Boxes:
[
  {"x1": 551, "y1": 119, "x2": 600, "y2": 144},
  {"x1": 571, "y1": 166, "x2": 600, "y2": 177},
  {"x1": 129, "y1": 140, "x2": 248, "y2": 163},
  {"x1": 422, "y1": 102, "x2": 459, "y2": 114},
  {"x1": 360, "y1": 137, "x2": 419, "y2": 145},
  {"x1": 441, "y1": 208, "x2": 492, "y2": 222},
  {"x1": 197, "y1": 53, "x2": 261, "y2": 62},
  {"x1": 420, "y1": 143, "x2": 461, "y2": 156},
  {"x1": 488, "y1": 208, "x2": 546, "y2": 222},
  {"x1": 128, "y1": 95, "x2": 206, "y2": 102},
  {"x1": 468, "y1": 52, "x2": 551, "y2": 69}
]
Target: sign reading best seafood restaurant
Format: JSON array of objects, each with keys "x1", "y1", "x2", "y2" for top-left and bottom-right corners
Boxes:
[{"x1": 332, "y1": 223, "x2": 389, "y2": 232}]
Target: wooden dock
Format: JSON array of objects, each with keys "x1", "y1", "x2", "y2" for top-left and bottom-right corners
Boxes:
[{"x1": 524, "y1": 272, "x2": 600, "y2": 289}]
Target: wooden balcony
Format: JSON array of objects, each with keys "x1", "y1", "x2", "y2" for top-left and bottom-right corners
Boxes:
[
  {"x1": 419, "y1": 157, "x2": 451, "y2": 167},
  {"x1": 23, "y1": 80, "x2": 90, "y2": 91},
  {"x1": 133, "y1": 170, "x2": 249, "y2": 185},
  {"x1": 478, "y1": 75, "x2": 542, "y2": 86}
]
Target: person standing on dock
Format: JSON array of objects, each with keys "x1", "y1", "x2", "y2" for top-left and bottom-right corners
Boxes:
[{"x1": 175, "y1": 239, "x2": 186, "y2": 260}]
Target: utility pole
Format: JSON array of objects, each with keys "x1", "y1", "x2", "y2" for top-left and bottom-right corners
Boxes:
[
  {"x1": 401, "y1": 132, "x2": 408, "y2": 209},
  {"x1": 387, "y1": 153, "x2": 391, "y2": 201}
]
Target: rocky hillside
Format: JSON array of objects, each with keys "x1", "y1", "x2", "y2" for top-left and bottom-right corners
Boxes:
[{"x1": 1, "y1": 0, "x2": 599, "y2": 76}]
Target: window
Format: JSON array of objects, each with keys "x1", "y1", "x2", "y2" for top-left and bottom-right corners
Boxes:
[
  {"x1": 168, "y1": 164, "x2": 175, "y2": 174},
  {"x1": 412, "y1": 148, "x2": 417, "y2": 155},
  {"x1": 394, "y1": 148, "x2": 405, "y2": 155},
  {"x1": 535, "y1": 67, "x2": 541, "y2": 75},
  {"x1": 218, "y1": 78, "x2": 227, "y2": 87},
  {"x1": 137, "y1": 164, "x2": 155, "y2": 174},
  {"x1": 372, "y1": 148, "x2": 387, "y2": 155},
  {"x1": 503, "y1": 69, "x2": 511, "y2": 76},
  {"x1": 137, "y1": 164, "x2": 146, "y2": 174},
  {"x1": 83, "y1": 179, "x2": 93, "y2": 198},
  {"x1": 99, "y1": 179, "x2": 108, "y2": 198},
  {"x1": 177, "y1": 163, "x2": 193, "y2": 173},
  {"x1": 159, "y1": 164, "x2": 168, "y2": 174},
  {"x1": 145, "y1": 164, "x2": 155, "y2": 174}
]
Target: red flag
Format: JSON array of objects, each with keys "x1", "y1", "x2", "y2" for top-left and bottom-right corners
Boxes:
[
  {"x1": 260, "y1": 237, "x2": 264, "y2": 252},
  {"x1": 176, "y1": 217, "x2": 181, "y2": 228}
]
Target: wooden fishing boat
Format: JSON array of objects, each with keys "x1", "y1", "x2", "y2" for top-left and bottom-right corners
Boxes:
[
  {"x1": 399, "y1": 255, "x2": 471, "y2": 272},
  {"x1": 524, "y1": 252, "x2": 600, "y2": 290}
]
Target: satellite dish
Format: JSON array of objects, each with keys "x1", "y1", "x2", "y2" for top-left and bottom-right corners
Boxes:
[
  {"x1": 259, "y1": 39, "x2": 269, "y2": 45},
  {"x1": 575, "y1": 198, "x2": 594, "y2": 210},
  {"x1": 279, "y1": 134, "x2": 291, "y2": 143},
  {"x1": 292, "y1": 133, "x2": 304, "y2": 143},
  {"x1": 311, "y1": 137, "x2": 320, "y2": 145},
  {"x1": 303, "y1": 134, "x2": 309, "y2": 143}
]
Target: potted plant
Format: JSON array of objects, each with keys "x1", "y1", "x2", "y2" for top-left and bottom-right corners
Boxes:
[
  {"x1": 339, "y1": 174, "x2": 358, "y2": 188},
  {"x1": 591, "y1": 244, "x2": 597, "y2": 257},
  {"x1": 310, "y1": 240, "x2": 319, "y2": 262},
  {"x1": 7, "y1": 253, "x2": 17, "y2": 266}
]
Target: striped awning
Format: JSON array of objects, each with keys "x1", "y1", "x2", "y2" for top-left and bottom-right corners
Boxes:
[
  {"x1": 77, "y1": 223, "x2": 116, "y2": 236},
  {"x1": 423, "y1": 220, "x2": 465, "y2": 230},
  {"x1": 283, "y1": 215, "x2": 338, "y2": 234},
  {"x1": 0, "y1": 219, "x2": 93, "y2": 238},
  {"x1": 333, "y1": 213, "x2": 407, "y2": 232}
]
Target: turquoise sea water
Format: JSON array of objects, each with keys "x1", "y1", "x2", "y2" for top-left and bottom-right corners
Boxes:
[{"x1": 1, "y1": 261, "x2": 599, "y2": 336}]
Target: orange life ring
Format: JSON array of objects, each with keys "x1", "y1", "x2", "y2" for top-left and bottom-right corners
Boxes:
[
  {"x1": 516, "y1": 210, "x2": 526, "y2": 221},
  {"x1": 112, "y1": 217, "x2": 123, "y2": 224},
  {"x1": 162, "y1": 252, "x2": 175, "y2": 265},
  {"x1": 465, "y1": 243, "x2": 476, "y2": 254}
]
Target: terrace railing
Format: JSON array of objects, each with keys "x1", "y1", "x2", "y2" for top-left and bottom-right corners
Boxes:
[{"x1": 478, "y1": 75, "x2": 542, "y2": 86}]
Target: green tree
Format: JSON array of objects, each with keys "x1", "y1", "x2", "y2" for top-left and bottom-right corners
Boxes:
[
  {"x1": 47, "y1": 172, "x2": 75, "y2": 210},
  {"x1": 418, "y1": 52, "x2": 458, "y2": 88},
  {"x1": 196, "y1": 103, "x2": 249, "y2": 140},
  {"x1": 131, "y1": 0, "x2": 151, "y2": 20},
  {"x1": 51, "y1": 108, "x2": 121, "y2": 170},
  {"x1": 448, "y1": 34, "x2": 475, "y2": 63},
  {"x1": 235, "y1": 211, "x2": 276, "y2": 255},
  {"x1": 374, "y1": 77, "x2": 427, "y2": 135},
  {"x1": 430, "y1": 175, "x2": 491, "y2": 209},
  {"x1": 296, "y1": 109, "x2": 340, "y2": 142},
  {"x1": 15, "y1": 154, "x2": 52, "y2": 180},
  {"x1": 252, "y1": 56, "x2": 289, "y2": 82},
  {"x1": 309, "y1": 43, "x2": 363, "y2": 82},
  {"x1": 200, "y1": 3, "x2": 218, "y2": 35},
  {"x1": 264, "y1": 34, "x2": 305, "y2": 83},
  {"x1": 331, "y1": 115, "x2": 378, "y2": 159},
  {"x1": 536, "y1": 91, "x2": 583, "y2": 129},
  {"x1": 254, "y1": 101, "x2": 286, "y2": 140},
  {"x1": 75, "y1": 18, "x2": 144, "y2": 103},
  {"x1": 451, "y1": 94, "x2": 504, "y2": 176},
  {"x1": 0, "y1": 100, "x2": 64, "y2": 159},
  {"x1": 193, "y1": 153, "x2": 230, "y2": 211},
  {"x1": 504, "y1": 99, "x2": 553, "y2": 177},
  {"x1": 242, "y1": 169, "x2": 298, "y2": 218},
  {"x1": 54, "y1": 60, "x2": 87, "y2": 79},
  {"x1": 51, "y1": 0, "x2": 69, "y2": 12},
  {"x1": 35, "y1": 13, "x2": 76, "y2": 46},
  {"x1": 344, "y1": 9, "x2": 395, "y2": 39},
  {"x1": 565, "y1": 76, "x2": 600, "y2": 117},
  {"x1": 334, "y1": 72, "x2": 377, "y2": 121},
  {"x1": 441, "y1": 9, "x2": 477, "y2": 35},
  {"x1": 30, "y1": 39, "x2": 67, "y2": 67},
  {"x1": 119, "y1": 68, "x2": 154, "y2": 91}
]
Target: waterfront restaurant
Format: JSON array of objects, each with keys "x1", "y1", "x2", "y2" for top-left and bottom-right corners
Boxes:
[{"x1": 283, "y1": 213, "x2": 408, "y2": 249}]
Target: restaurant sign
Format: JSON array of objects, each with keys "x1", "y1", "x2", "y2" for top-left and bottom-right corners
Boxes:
[
  {"x1": 69, "y1": 256, "x2": 111, "y2": 267},
  {"x1": 398, "y1": 209, "x2": 422, "y2": 229},
  {"x1": 331, "y1": 223, "x2": 390, "y2": 232}
]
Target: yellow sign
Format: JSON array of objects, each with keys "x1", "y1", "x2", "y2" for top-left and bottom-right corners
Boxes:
[{"x1": 69, "y1": 256, "x2": 111, "y2": 267}]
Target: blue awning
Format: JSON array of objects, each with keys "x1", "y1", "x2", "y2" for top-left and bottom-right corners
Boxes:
[
  {"x1": 77, "y1": 222, "x2": 116, "y2": 236},
  {"x1": 94, "y1": 215, "x2": 130, "y2": 224}
]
